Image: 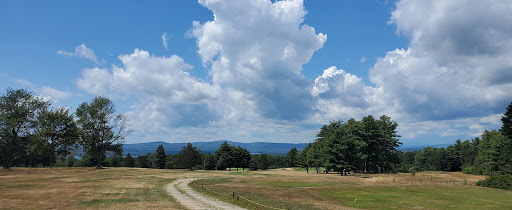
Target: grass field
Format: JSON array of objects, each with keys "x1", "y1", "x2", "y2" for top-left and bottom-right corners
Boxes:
[{"x1": 1, "y1": 167, "x2": 511, "y2": 209}]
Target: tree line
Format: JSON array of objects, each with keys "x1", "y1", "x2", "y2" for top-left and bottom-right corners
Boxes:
[
  {"x1": 295, "y1": 115, "x2": 401, "y2": 175},
  {"x1": 399, "y1": 102, "x2": 512, "y2": 176},
  {"x1": 0, "y1": 88, "x2": 128, "y2": 169},
  {"x1": 83, "y1": 142, "x2": 300, "y2": 171}
]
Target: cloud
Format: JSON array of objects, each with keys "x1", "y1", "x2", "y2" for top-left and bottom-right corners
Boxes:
[
  {"x1": 162, "y1": 32, "x2": 168, "y2": 50},
  {"x1": 57, "y1": 43, "x2": 99, "y2": 63},
  {"x1": 15, "y1": 79, "x2": 70, "y2": 103},
  {"x1": 73, "y1": 0, "x2": 512, "y2": 144},
  {"x1": 15, "y1": 79, "x2": 35, "y2": 89},
  {"x1": 192, "y1": 0, "x2": 327, "y2": 120},
  {"x1": 367, "y1": 0, "x2": 512, "y2": 121},
  {"x1": 76, "y1": 49, "x2": 222, "y2": 128},
  {"x1": 39, "y1": 86, "x2": 71, "y2": 103},
  {"x1": 307, "y1": 0, "x2": 512, "y2": 141}
]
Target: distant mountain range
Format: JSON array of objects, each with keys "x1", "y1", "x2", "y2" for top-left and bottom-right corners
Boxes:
[
  {"x1": 398, "y1": 144, "x2": 452, "y2": 152},
  {"x1": 123, "y1": 140, "x2": 309, "y2": 156},
  {"x1": 123, "y1": 140, "x2": 453, "y2": 157}
]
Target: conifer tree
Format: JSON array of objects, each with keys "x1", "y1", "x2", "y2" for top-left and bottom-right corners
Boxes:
[
  {"x1": 204, "y1": 153, "x2": 215, "y2": 170},
  {"x1": 216, "y1": 157, "x2": 227, "y2": 170},
  {"x1": 155, "y1": 144, "x2": 166, "y2": 169}
]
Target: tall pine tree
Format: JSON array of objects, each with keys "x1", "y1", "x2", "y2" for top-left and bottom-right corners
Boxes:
[
  {"x1": 155, "y1": 144, "x2": 166, "y2": 169},
  {"x1": 499, "y1": 102, "x2": 512, "y2": 174}
]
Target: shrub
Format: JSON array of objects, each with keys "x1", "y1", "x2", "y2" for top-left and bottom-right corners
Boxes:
[
  {"x1": 462, "y1": 166, "x2": 476, "y2": 174},
  {"x1": 476, "y1": 174, "x2": 512, "y2": 191}
]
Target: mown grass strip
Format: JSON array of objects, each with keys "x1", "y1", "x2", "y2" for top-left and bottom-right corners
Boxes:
[{"x1": 190, "y1": 178, "x2": 314, "y2": 210}]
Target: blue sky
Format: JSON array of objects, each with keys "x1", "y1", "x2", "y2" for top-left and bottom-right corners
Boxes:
[{"x1": 1, "y1": 0, "x2": 510, "y2": 146}]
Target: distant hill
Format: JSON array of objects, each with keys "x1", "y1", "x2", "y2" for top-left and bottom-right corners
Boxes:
[
  {"x1": 398, "y1": 144, "x2": 452, "y2": 152},
  {"x1": 123, "y1": 140, "x2": 452, "y2": 156},
  {"x1": 123, "y1": 140, "x2": 309, "y2": 156}
]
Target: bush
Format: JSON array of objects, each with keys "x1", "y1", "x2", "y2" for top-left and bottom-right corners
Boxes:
[
  {"x1": 476, "y1": 174, "x2": 512, "y2": 191},
  {"x1": 462, "y1": 166, "x2": 477, "y2": 174}
]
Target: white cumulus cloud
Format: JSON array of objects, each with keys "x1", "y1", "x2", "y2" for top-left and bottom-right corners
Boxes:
[{"x1": 192, "y1": 0, "x2": 327, "y2": 120}]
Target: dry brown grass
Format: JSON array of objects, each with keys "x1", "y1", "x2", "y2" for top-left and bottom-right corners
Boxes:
[
  {"x1": 0, "y1": 167, "x2": 230, "y2": 209},
  {"x1": 0, "y1": 167, "x2": 507, "y2": 209}
]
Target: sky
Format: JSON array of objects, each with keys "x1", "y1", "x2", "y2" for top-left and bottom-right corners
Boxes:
[{"x1": 1, "y1": 0, "x2": 511, "y2": 146}]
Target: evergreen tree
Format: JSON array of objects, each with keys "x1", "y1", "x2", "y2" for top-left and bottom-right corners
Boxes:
[
  {"x1": 136, "y1": 154, "x2": 149, "y2": 168},
  {"x1": 475, "y1": 130, "x2": 504, "y2": 175},
  {"x1": 216, "y1": 157, "x2": 227, "y2": 170},
  {"x1": 249, "y1": 157, "x2": 258, "y2": 171},
  {"x1": 499, "y1": 102, "x2": 512, "y2": 174},
  {"x1": 361, "y1": 115, "x2": 383, "y2": 173},
  {"x1": 177, "y1": 143, "x2": 201, "y2": 170},
  {"x1": 155, "y1": 144, "x2": 166, "y2": 169},
  {"x1": 501, "y1": 102, "x2": 512, "y2": 140},
  {"x1": 285, "y1": 147, "x2": 298, "y2": 167},
  {"x1": 124, "y1": 153, "x2": 135, "y2": 167},
  {"x1": 236, "y1": 147, "x2": 251, "y2": 171},
  {"x1": 215, "y1": 142, "x2": 233, "y2": 170},
  {"x1": 258, "y1": 154, "x2": 269, "y2": 170},
  {"x1": 297, "y1": 143, "x2": 311, "y2": 173},
  {"x1": 204, "y1": 153, "x2": 215, "y2": 170}
]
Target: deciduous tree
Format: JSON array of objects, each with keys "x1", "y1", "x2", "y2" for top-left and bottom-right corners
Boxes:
[
  {"x1": 75, "y1": 97, "x2": 129, "y2": 169},
  {"x1": 33, "y1": 107, "x2": 78, "y2": 168},
  {"x1": 0, "y1": 88, "x2": 48, "y2": 169}
]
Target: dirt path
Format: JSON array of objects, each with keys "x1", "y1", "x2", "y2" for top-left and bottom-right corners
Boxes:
[{"x1": 166, "y1": 178, "x2": 246, "y2": 210}]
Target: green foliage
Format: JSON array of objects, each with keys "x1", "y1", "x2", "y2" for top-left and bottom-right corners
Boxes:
[
  {"x1": 124, "y1": 153, "x2": 135, "y2": 167},
  {"x1": 302, "y1": 115, "x2": 401, "y2": 174},
  {"x1": 154, "y1": 144, "x2": 166, "y2": 169},
  {"x1": 215, "y1": 142, "x2": 233, "y2": 169},
  {"x1": 135, "y1": 154, "x2": 150, "y2": 168},
  {"x1": 296, "y1": 143, "x2": 311, "y2": 172},
  {"x1": 475, "y1": 130, "x2": 505, "y2": 175},
  {"x1": 33, "y1": 107, "x2": 79, "y2": 167},
  {"x1": 176, "y1": 143, "x2": 201, "y2": 170},
  {"x1": 0, "y1": 88, "x2": 49, "y2": 169},
  {"x1": 75, "y1": 96, "x2": 129, "y2": 168},
  {"x1": 249, "y1": 157, "x2": 258, "y2": 171},
  {"x1": 232, "y1": 146, "x2": 251, "y2": 171},
  {"x1": 258, "y1": 154, "x2": 269, "y2": 170},
  {"x1": 216, "y1": 157, "x2": 227, "y2": 170},
  {"x1": 476, "y1": 174, "x2": 512, "y2": 191},
  {"x1": 501, "y1": 102, "x2": 512, "y2": 141},
  {"x1": 285, "y1": 147, "x2": 298, "y2": 167},
  {"x1": 203, "y1": 153, "x2": 215, "y2": 170},
  {"x1": 462, "y1": 166, "x2": 476, "y2": 174}
]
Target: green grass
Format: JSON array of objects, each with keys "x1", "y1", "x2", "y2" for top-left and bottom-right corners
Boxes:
[
  {"x1": 294, "y1": 167, "x2": 325, "y2": 172},
  {"x1": 317, "y1": 185, "x2": 512, "y2": 209}
]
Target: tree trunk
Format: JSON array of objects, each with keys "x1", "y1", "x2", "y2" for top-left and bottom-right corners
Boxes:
[
  {"x1": 306, "y1": 167, "x2": 309, "y2": 173},
  {"x1": 96, "y1": 153, "x2": 102, "y2": 169},
  {"x1": 3, "y1": 154, "x2": 14, "y2": 169}
]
